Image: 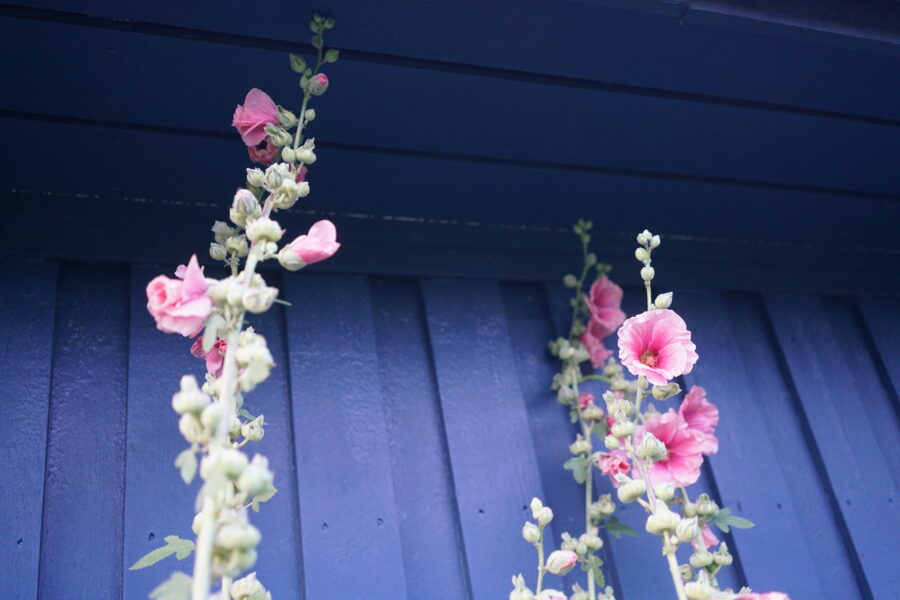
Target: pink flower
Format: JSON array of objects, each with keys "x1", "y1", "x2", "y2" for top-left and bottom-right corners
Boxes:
[
  {"x1": 598, "y1": 450, "x2": 632, "y2": 487},
  {"x1": 281, "y1": 220, "x2": 340, "y2": 269},
  {"x1": 577, "y1": 392, "x2": 594, "y2": 410},
  {"x1": 585, "y1": 276, "x2": 626, "y2": 337},
  {"x1": 296, "y1": 165, "x2": 308, "y2": 182},
  {"x1": 680, "y1": 386, "x2": 719, "y2": 454},
  {"x1": 692, "y1": 524, "x2": 719, "y2": 551},
  {"x1": 736, "y1": 594, "x2": 790, "y2": 600},
  {"x1": 580, "y1": 319, "x2": 613, "y2": 368},
  {"x1": 308, "y1": 73, "x2": 329, "y2": 95},
  {"x1": 232, "y1": 88, "x2": 279, "y2": 147},
  {"x1": 191, "y1": 338, "x2": 227, "y2": 377},
  {"x1": 146, "y1": 255, "x2": 212, "y2": 337},
  {"x1": 247, "y1": 138, "x2": 280, "y2": 165},
  {"x1": 635, "y1": 409, "x2": 706, "y2": 487},
  {"x1": 617, "y1": 309, "x2": 698, "y2": 386}
]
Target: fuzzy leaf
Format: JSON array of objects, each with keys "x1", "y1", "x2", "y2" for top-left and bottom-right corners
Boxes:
[
  {"x1": 129, "y1": 536, "x2": 195, "y2": 570},
  {"x1": 603, "y1": 516, "x2": 637, "y2": 539},
  {"x1": 149, "y1": 572, "x2": 192, "y2": 600},
  {"x1": 174, "y1": 448, "x2": 197, "y2": 485},
  {"x1": 713, "y1": 508, "x2": 755, "y2": 533},
  {"x1": 289, "y1": 54, "x2": 306, "y2": 73},
  {"x1": 563, "y1": 456, "x2": 590, "y2": 484},
  {"x1": 201, "y1": 314, "x2": 224, "y2": 352},
  {"x1": 324, "y1": 48, "x2": 339, "y2": 63}
]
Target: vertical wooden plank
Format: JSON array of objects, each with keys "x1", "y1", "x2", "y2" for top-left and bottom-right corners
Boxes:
[
  {"x1": 282, "y1": 273, "x2": 407, "y2": 598},
  {"x1": 0, "y1": 259, "x2": 57, "y2": 599},
  {"x1": 502, "y1": 281, "x2": 620, "y2": 593},
  {"x1": 38, "y1": 263, "x2": 129, "y2": 598},
  {"x1": 124, "y1": 267, "x2": 303, "y2": 598},
  {"x1": 420, "y1": 278, "x2": 548, "y2": 599},
  {"x1": 370, "y1": 277, "x2": 472, "y2": 600},
  {"x1": 855, "y1": 296, "x2": 900, "y2": 409},
  {"x1": 678, "y1": 291, "x2": 836, "y2": 598},
  {"x1": 764, "y1": 293, "x2": 899, "y2": 598}
]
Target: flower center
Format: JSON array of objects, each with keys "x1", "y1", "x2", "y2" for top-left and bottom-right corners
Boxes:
[{"x1": 639, "y1": 349, "x2": 659, "y2": 367}]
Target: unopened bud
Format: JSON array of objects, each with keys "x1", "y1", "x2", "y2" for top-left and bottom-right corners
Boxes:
[
  {"x1": 637, "y1": 432, "x2": 667, "y2": 462},
  {"x1": 241, "y1": 415, "x2": 265, "y2": 442},
  {"x1": 225, "y1": 235, "x2": 249, "y2": 258},
  {"x1": 569, "y1": 437, "x2": 591, "y2": 455},
  {"x1": 695, "y1": 494, "x2": 718, "y2": 516},
  {"x1": 679, "y1": 564, "x2": 693, "y2": 582},
  {"x1": 713, "y1": 544, "x2": 733, "y2": 566},
  {"x1": 242, "y1": 286, "x2": 278, "y2": 314},
  {"x1": 636, "y1": 229, "x2": 652, "y2": 245},
  {"x1": 522, "y1": 522, "x2": 540, "y2": 544},
  {"x1": 277, "y1": 106, "x2": 297, "y2": 127},
  {"x1": 246, "y1": 168, "x2": 265, "y2": 188},
  {"x1": 563, "y1": 274, "x2": 578, "y2": 287},
  {"x1": 210, "y1": 242, "x2": 228, "y2": 261},
  {"x1": 216, "y1": 523, "x2": 261, "y2": 550},
  {"x1": 172, "y1": 375, "x2": 212, "y2": 414},
  {"x1": 649, "y1": 235, "x2": 661, "y2": 248},
  {"x1": 281, "y1": 147, "x2": 296, "y2": 163},
  {"x1": 655, "y1": 482, "x2": 676, "y2": 502},
  {"x1": 677, "y1": 516, "x2": 701, "y2": 543},
  {"x1": 604, "y1": 435, "x2": 620, "y2": 450},
  {"x1": 635, "y1": 247, "x2": 649, "y2": 262},
  {"x1": 689, "y1": 551, "x2": 714, "y2": 568},
  {"x1": 617, "y1": 478, "x2": 646, "y2": 503},
  {"x1": 529, "y1": 497, "x2": 543, "y2": 517},
  {"x1": 641, "y1": 266, "x2": 655, "y2": 281},
  {"x1": 611, "y1": 420, "x2": 635, "y2": 438},
  {"x1": 652, "y1": 382, "x2": 681, "y2": 401},
  {"x1": 545, "y1": 550, "x2": 577, "y2": 575},
  {"x1": 580, "y1": 532, "x2": 603, "y2": 550},
  {"x1": 654, "y1": 292, "x2": 673, "y2": 309},
  {"x1": 304, "y1": 108, "x2": 316, "y2": 122},
  {"x1": 684, "y1": 581, "x2": 712, "y2": 600},
  {"x1": 245, "y1": 217, "x2": 283, "y2": 244},
  {"x1": 645, "y1": 500, "x2": 681, "y2": 535},
  {"x1": 536, "y1": 507, "x2": 553, "y2": 527},
  {"x1": 595, "y1": 494, "x2": 615, "y2": 517},
  {"x1": 295, "y1": 148, "x2": 316, "y2": 164}
]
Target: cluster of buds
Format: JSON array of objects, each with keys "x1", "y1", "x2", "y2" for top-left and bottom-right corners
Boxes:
[
  {"x1": 212, "y1": 221, "x2": 249, "y2": 263},
  {"x1": 172, "y1": 375, "x2": 215, "y2": 445},
  {"x1": 235, "y1": 328, "x2": 275, "y2": 392}
]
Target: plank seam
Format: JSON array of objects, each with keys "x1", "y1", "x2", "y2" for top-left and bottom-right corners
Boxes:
[
  {"x1": 1, "y1": 4, "x2": 898, "y2": 128},
  {"x1": 848, "y1": 297, "x2": 900, "y2": 420}
]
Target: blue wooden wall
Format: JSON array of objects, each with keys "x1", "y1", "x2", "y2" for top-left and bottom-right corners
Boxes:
[{"x1": 1, "y1": 1, "x2": 899, "y2": 599}]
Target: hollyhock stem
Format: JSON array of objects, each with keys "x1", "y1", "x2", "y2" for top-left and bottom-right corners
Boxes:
[
  {"x1": 581, "y1": 418, "x2": 596, "y2": 600},
  {"x1": 536, "y1": 530, "x2": 545, "y2": 593},
  {"x1": 666, "y1": 551, "x2": 688, "y2": 600}
]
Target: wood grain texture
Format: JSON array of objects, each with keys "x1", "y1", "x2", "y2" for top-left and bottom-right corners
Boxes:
[{"x1": 0, "y1": 259, "x2": 57, "y2": 599}]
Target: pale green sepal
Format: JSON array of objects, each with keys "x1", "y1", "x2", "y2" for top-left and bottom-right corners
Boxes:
[
  {"x1": 174, "y1": 447, "x2": 197, "y2": 485},
  {"x1": 129, "y1": 536, "x2": 195, "y2": 570},
  {"x1": 149, "y1": 571, "x2": 192, "y2": 600},
  {"x1": 202, "y1": 314, "x2": 225, "y2": 352},
  {"x1": 251, "y1": 485, "x2": 278, "y2": 512}
]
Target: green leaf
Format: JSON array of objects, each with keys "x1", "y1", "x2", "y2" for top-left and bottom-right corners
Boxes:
[
  {"x1": 712, "y1": 508, "x2": 755, "y2": 533},
  {"x1": 311, "y1": 35, "x2": 323, "y2": 49},
  {"x1": 238, "y1": 408, "x2": 255, "y2": 421},
  {"x1": 563, "y1": 456, "x2": 590, "y2": 484},
  {"x1": 174, "y1": 448, "x2": 197, "y2": 485},
  {"x1": 603, "y1": 516, "x2": 637, "y2": 539},
  {"x1": 149, "y1": 572, "x2": 192, "y2": 600},
  {"x1": 129, "y1": 536, "x2": 195, "y2": 570},
  {"x1": 324, "y1": 48, "x2": 339, "y2": 63},
  {"x1": 201, "y1": 314, "x2": 224, "y2": 352},
  {"x1": 289, "y1": 54, "x2": 306, "y2": 73},
  {"x1": 310, "y1": 21, "x2": 323, "y2": 34}
]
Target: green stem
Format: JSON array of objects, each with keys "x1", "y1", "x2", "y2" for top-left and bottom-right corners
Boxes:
[
  {"x1": 566, "y1": 235, "x2": 592, "y2": 341},
  {"x1": 536, "y1": 530, "x2": 545, "y2": 593},
  {"x1": 580, "y1": 374, "x2": 612, "y2": 384},
  {"x1": 666, "y1": 549, "x2": 689, "y2": 600}
]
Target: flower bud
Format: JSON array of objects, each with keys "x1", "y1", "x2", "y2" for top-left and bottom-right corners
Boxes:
[
  {"x1": 582, "y1": 404, "x2": 604, "y2": 421},
  {"x1": 210, "y1": 242, "x2": 228, "y2": 261},
  {"x1": 529, "y1": 497, "x2": 543, "y2": 517},
  {"x1": 635, "y1": 247, "x2": 649, "y2": 262},
  {"x1": 637, "y1": 229, "x2": 652, "y2": 245},
  {"x1": 172, "y1": 375, "x2": 212, "y2": 414},
  {"x1": 569, "y1": 436, "x2": 591, "y2": 455},
  {"x1": 654, "y1": 292, "x2": 673, "y2": 309},
  {"x1": 242, "y1": 286, "x2": 278, "y2": 314},
  {"x1": 580, "y1": 532, "x2": 603, "y2": 550},
  {"x1": 217, "y1": 523, "x2": 261, "y2": 550},
  {"x1": 229, "y1": 416, "x2": 243, "y2": 439},
  {"x1": 264, "y1": 166, "x2": 284, "y2": 190},
  {"x1": 277, "y1": 106, "x2": 297, "y2": 127},
  {"x1": 713, "y1": 543, "x2": 733, "y2": 566},
  {"x1": 545, "y1": 550, "x2": 578, "y2": 575},
  {"x1": 233, "y1": 189, "x2": 259, "y2": 216},
  {"x1": 649, "y1": 235, "x2": 661, "y2": 248},
  {"x1": 652, "y1": 382, "x2": 681, "y2": 401},
  {"x1": 231, "y1": 571, "x2": 268, "y2": 600},
  {"x1": 636, "y1": 432, "x2": 667, "y2": 462},
  {"x1": 677, "y1": 516, "x2": 701, "y2": 543},
  {"x1": 225, "y1": 235, "x2": 249, "y2": 258},
  {"x1": 536, "y1": 590, "x2": 566, "y2": 600},
  {"x1": 684, "y1": 581, "x2": 712, "y2": 600},
  {"x1": 295, "y1": 148, "x2": 316, "y2": 164},
  {"x1": 245, "y1": 217, "x2": 284, "y2": 244},
  {"x1": 307, "y1": 73, "x2": 329, "y2": 95},
  {"x1": 191, "y1": 512, "x2": 205, "y2": 536},
  {"x1": 246, "y1": 168, "x2": 265, "y2": 188},
  {"x1": 604, "y1": 435, "x2": 620, "y2": 450},
  {"x1": 595, "y1": 494, "x2": 615, "y2": 518},
  {"x1": 645, "y1": 500, "x2": 681, "y2": 535},
  {"x1": 690, "y1": 550, "x2": 713, "y2": 568},
  {"x1": 241, "y1": 415, "x2": 265, "y2": 442},
  {"x1": 694, "y1": 494, "x2": 718, "y2": 516},
  {"x1": 617, "y1": 478, "x2": 646, "y2": 503},
  {"x1": 200, "y1": 402, "x2": 224, "y2": 430},
  {"x1": 304, "y1": 108, "x2": 316, "y2": 122},
  {"x1": 536, "y1": 507, "x2": 553, "y2": 527},
  {"x1": 640, "y1": 266, "x2": 655, "y2": 281},
  {"x1": 655, "y1": 482, "x2": 676, "y2": 501},
  {"x1": 281, "y1": 147, "x2": 296, "y2": 163},
  {"x1": 522, "y1": 522, "x2": 540, "y2": 544},
  {"x1": 179, "y1": 413, "x2": 208, "y2": 444},
  {"x1": 611, "y1": 420, "x2": 635, "y2": 438},
  {"x1": 562, "y1": 274, "x2": 578, "y2": 288},
  {"x1": 237, "y1": 454, "x2": 274, "y2": 497},
  {"x1": 212, "y1": 221, "x2": 237, "y2": 245},
  {"x1": 679, "y1": 564, "x2": 693, "y2": 582}
]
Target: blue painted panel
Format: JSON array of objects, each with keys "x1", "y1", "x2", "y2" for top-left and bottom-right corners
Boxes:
[
  {"x1": 282, "y1": 273, "x2": 408, "y2": 598},
  {"x1": 764, "y1": 294, "x2": 900, "y2": 598},
  {"x1": 38, "y1": 263, "x2": 129, "y2": 598},
  {"x1": 420, "y1": 278, "x2": 548, "y2": 599},
  {"x1": 7, "y1": 0, "x2": 899, "y2": 121},
  {"x1": 370, "y1": 277, "x2": 472, "y2": 599},
  {"x1": 3, "y1": 18, "x2": 898, "y2": 197},
  {"x1": 0, "y1": 259, "x2": 56, "y2": 599},
  {"x1": 856, "y1": 296, "x2": 900, "y2": 406}
]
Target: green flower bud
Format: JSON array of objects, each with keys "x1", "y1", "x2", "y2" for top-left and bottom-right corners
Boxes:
[
  {"x1": 645, "y1": 500, "x2": 682, "y2": 535},
  {"x1": 178, "y1": 413, "x2": 208, "y2": 444},
  {"x1": 617, "y1": 478, "x2": 646, "y2": 504},
  {"x1": 695, "y1": 494, "x2": 719, "y2": 516},
  {"x1": 604, "y1": 435, "x2": 620, "y2": 450},
  {"x1": 230, "y1": 571, "x2": 269, "y2": 600},
  {"x1": 241, "y1": 415, "x2": 265, "y2": 442},
  {"x1": 654, "y1": 292, "x2": 673, "y2": 309},
  {"x1": 684, "y1": 581, "x2": 712, "y2": 600},
  {"x1": 522, "y1": 522, "x2": 540, "y2": 544},
  {"x1": 536, "y1": 507, "x2": 553, "y2": 527},
  {"x1": 652, "y1": 382, "x2": 681, "y2": 401},
  {"x1": 690, "y1": 550, "x2": 713, "y2": 568},
  {"x1": 545, "y1": 549, "x2": 577, "y2": 575},
  {"x1": 677, "y1": 516, "x2": 701, "y2": 543},
  {"x1": 635, "y1": 247, "x2": 650, "y2": 262},
  {"x1": 655, "y1": 482, "x2": 676, "y2": 502},
  {"x1": 636, "y1": 431, "x2": 667, "y2": 462},
  {"x1": 679, "y1": 564, "x2": 694, "y2": 582}
]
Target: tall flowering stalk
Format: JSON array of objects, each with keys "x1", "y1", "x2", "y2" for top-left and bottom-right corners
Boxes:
[
  {"x1": 512, "y1": 222, "x2": 792, "y2": 600},
  {"x1": 131, "y1": 13, "x2": 341, "y2": 600}
]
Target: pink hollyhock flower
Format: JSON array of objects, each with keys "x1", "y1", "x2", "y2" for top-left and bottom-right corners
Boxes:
[
  {"x1": 617, "y1": 309, "x2": 698, "y2": 386},
  {"x1": 692, "y1": 524, "x2": 719, "y2": 551},
  {"x1": 736, "y1": 594, "x2": 790, "y2": 600},
  {"x1": 146, "y1": 255, "x2": 212, "y2": 337},
  {"x1": 296, "y1": 165, "x2": 308, "y2": 182},
  {"x1": 680, "y1": 385, "x2": 719, "y2": 454},
  {"x1": 281, "y1": 220, "x2": 340, "y2": 269},
  {"x1": 191, "y1": 338, "x2": 227, "y2": 377},
  {"x1": 635, "y1": 409, "x2": 706, "y2": 487},
  {"x1": 580, "y1": 319, "x2": 613, "y2": 368},
  {"x1": 578, "y1": 392, "x2": 594, "y2": 410},
  {"x1": 232, "y1": 88, "x2": 279, "y2": 147},
  {"x1": 585, "y1": 276, "x2": 626, "y2": 336},
  {"x1": 308, "y1": 73, "x2": 329, "y2": 95},
  {"x1": 598, "y1": 450, "x2": 631, "y2": 487},
  {"x1": 248, "y1": 138, "x2": 280, "y2": 165}
]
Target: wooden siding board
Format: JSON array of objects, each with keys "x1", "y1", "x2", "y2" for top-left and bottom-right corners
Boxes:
[
  {"x1": 678, "y1": 291, "x2": 830, "y2": 598},
  {"x1": 37, "y1": 263, "x2": 129, "y2": 598},
  {"x1": 370, "y1": 277, "x2": 472, "y2": 600},
  {"x1": 3, "y1": 19, "x2": 899, "y2": 197},
  {"x1": 856, "y1": 296, "x2": 900, "y2": 407},
  {"x1": 282, "y1": 273, "x2": 408, "y2": 598},
  {"x1": 0, "y1": 259, "x2": 57, "y2": 599},
  {"x1": 420, "y1": 278, "x2": 549, "y2": 599},
  {"x1": 763, "y1": 294, "x2": 900, "y2": 598},
  {"x1": 6, "y1": 0, "x2": 899, "y2": 121}
]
